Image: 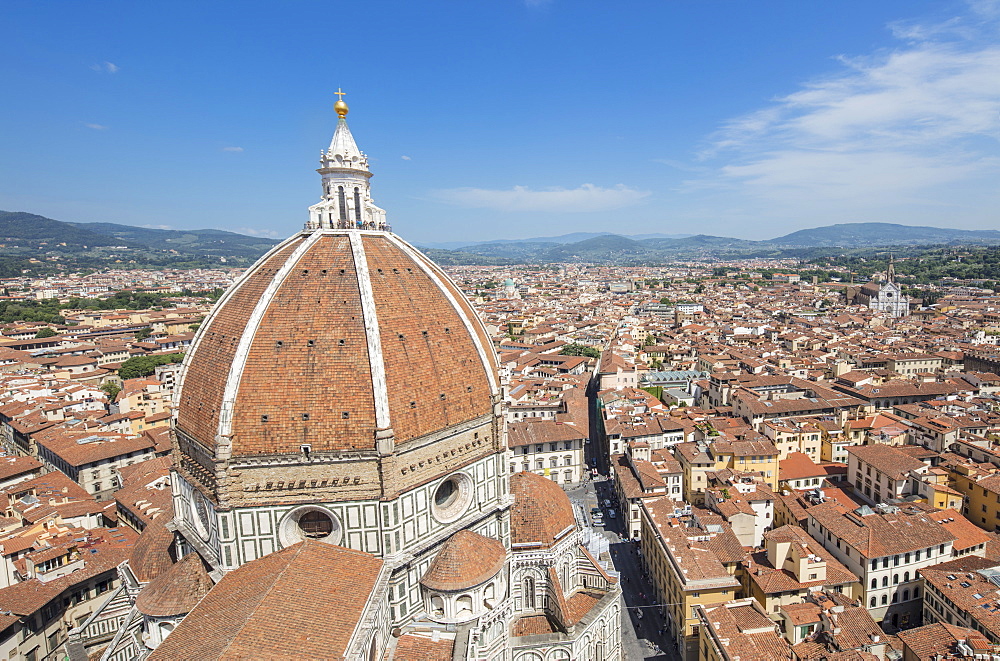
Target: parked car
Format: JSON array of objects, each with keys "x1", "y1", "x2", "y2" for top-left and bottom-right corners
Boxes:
[{"x1": 608, "y1": 509, "x2": 617, "y2": 519}]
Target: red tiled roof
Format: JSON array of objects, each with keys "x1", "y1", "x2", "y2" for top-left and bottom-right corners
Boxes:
[
  {"x1": 148, "y1": 540, "x2": 384, "y2": 660},
  {"x1": 135, "y1": 551, "x2": 213, "y2": 617},
  {"x1": 129, "y1": 520, "x2": 176, "y2": 583},
  {"x1": 510, "y1": 471, "x2": 575, "y2": 548},
  {"x1": 420, "y1": 530, "x2": 506, "y2": 592},
  {"x1": 393, "y1": 633, "x2": 455, "y2": 661}
]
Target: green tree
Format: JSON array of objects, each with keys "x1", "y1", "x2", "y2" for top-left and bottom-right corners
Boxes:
[
  {"x1": 560, "y1": 343, "x2": 600, "y2": 358},
  {"x1": 134, "y1": 327, "x2": 152, "y2": 340},
  {"x1": 100, "y1": 382, "x2": 121, "y2": 401},
  {"x1": 34, "y1": 327, "x2": 57, "y2": 338},
  {"x1": 119, "y1": 352, "x2": 184, "y2": 380}
]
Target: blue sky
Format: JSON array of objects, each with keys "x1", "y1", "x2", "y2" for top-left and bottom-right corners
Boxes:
[{"x1": 2, "y1": 1, "x2": 999, "y2": 245}]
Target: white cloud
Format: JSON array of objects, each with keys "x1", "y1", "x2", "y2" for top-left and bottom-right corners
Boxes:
[
  {"x1": 432, "y1": 184, "x2": 649, "y2": 213},
  {"x1": 693, "y1": 5, "x2": 1000, "y2": 219},
  {"x1": 236, "y1": 227, "x2": 281, "y2": 238},
  {"x1": 84, "y1": 123, "x2": 108, "y2": 130},
  {"x1": 222, "y1": 146, "x2": 244, "y2": 152},
  {"x1": 401, "y1": 155, "x2": 411, "y2": 160},
  {"x1": 90, "y1": 61, "x2": 119, "y2": 74},
  {"x1": 652, "y1": 158, "x2": 709, "y2": 173}
]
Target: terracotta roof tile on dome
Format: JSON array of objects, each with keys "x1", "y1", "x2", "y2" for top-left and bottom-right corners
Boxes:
[
  {"x1": 420, "y1": 530, "x2": 506, "y2": 592},
  {"x1": 129, "y1": 520, "x2": 176, "y2": 583},
  {"x1": 510, "y1": 471, "x2": 576, "y2": 548},
  {"x1": 176, "y1": 237, "x2": 307, "y2": 446},
  {"x1": 175, "y1": 231, "x2": 498, "y2": 460},
  {"x1": 148, "y1": 540, "x2": 384, "y2": 660},
  {"x1": 135, "y1": 551, "x2": 213, "y2": 617}
]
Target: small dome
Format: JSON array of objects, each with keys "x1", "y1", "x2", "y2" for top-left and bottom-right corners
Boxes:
[
  {"x1": 136, "y1": 552, "x2": 214, "y2": 617},
  {"x1": 129, "y1": 521, "x2": 176, "y2": 583},
  {"x1": 420, "y1": 530, "x2": 506, "y2": 592},
  {"x1": 510, "y1": 471, "x2": 575, "y2": 548}
]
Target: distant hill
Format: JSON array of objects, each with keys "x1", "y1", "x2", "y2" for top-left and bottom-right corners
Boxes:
[
  {"x1": 420, "y1": 222, "x2": 1000, "y2": 264},
  {"x1": 5, "y1": 211, "x2": 999, "y2": 269},
  {"x1": 419, "y1": 231, "x2": 693, "y2": 250},
  {"x1": 770, "y1": 223, "x2": 1000, "y2": 247},
  {"x1": 0, "y1": 211, "x2": 123, "y2": 249},
  {"x1": 0, "y1": 211, "x2": 280, "y2": 266},
  {"x1": 70, "y1": 221, "x2": 281, "y2": 259}
]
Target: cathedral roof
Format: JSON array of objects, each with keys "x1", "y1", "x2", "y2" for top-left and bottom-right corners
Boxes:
[
  {"x1": 147, "y1": 540, "x2": 384, "y2": 660},
  {"x1": 129, "y1": 520, "x2": 176, "y2": 583},
  {"x1": 419, "y1": 530, "x2": 506, "y2": 592},
  {"x1": 135, "y1": 551, "x2": 214, "y2": 617},
  {"x1": 509, "y1": 471, "x2": 576, "y2": 548},
  {"x1": 175, "y1": 230, "x2": 499, "y2": 461}
]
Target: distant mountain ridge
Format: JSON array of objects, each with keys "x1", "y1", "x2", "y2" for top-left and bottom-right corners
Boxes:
[
  {"x1": 769, "y1": 222, "x2": 1000, "y2": 247},
  {"x1": 416, "y1": 222, "x2": 1000, "y2": 264},
  {"x1": 68, "y1": 221, "x2": 281, "y2": 258},
  {"x1": 0, "y1": 211, "x2": 280, "y2": 263},
  {"x1": 420, "y1": 231, "x2": 694, "y2": 250},
  {"x1": 3, "y1": 211, "x2": 998, "y2": 267}
]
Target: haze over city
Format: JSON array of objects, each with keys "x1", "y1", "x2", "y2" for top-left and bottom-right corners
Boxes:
[{"x1": 3, "y1": 0, "x2": 1000, "y2": 245}]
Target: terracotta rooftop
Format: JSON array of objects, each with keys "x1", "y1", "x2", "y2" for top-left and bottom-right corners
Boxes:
[
  {"x1": 0, "y1": 456, "x2": 42, "y2": 481},
  {"x1": 148, "y1": 540, "x2": 384, "y2": 660},
  {"x1": 510, "y1": 471, "x2": 576, "y2": 548},
  {"x1": 129, "y1": 520, "x2": 176, "y2": 583},
  {"x1": 135, "y1": 551, "x2": 214, "y2": 617},
  {"x1": 420, "y1": 530, "x2": 506, "y2": 592},
  {"x1": 393, "y1": 632, "x2": 455, "y2": 661}
]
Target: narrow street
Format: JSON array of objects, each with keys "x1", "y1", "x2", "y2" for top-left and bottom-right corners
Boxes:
[
  {"x1": 566, "y1": 345, "x2": 681, "y2": 659},
  {"x1": 566, "y1": 476, "x2": 680, "y2": 660}
]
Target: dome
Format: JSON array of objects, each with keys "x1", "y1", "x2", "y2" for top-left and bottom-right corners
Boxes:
[
  {"x1": 129, "y1": 520, "x2": 177, "y2": 583},
  {"x1": 420, "y1": 530, "x2": 506, "y2": 592},
  {"x1": 509, "y1": 471, "x2": 576, "y2": 548},
  {"x1": 174, "y1": 230, "x2": 499, "y2": 462},
  {"x1": 136, "y1": 551, "x2": 214, "y2": 617}
]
